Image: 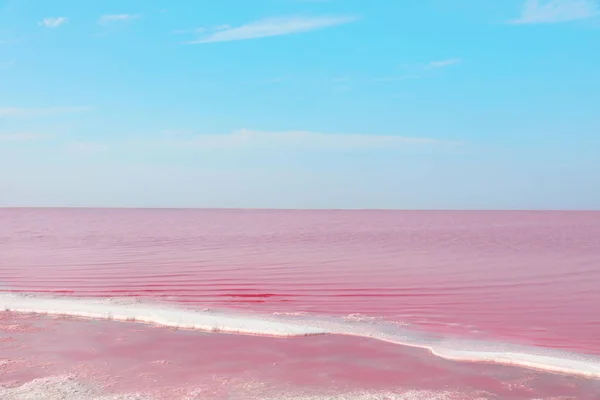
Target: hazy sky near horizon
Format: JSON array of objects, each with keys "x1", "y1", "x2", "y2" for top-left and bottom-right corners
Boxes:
[{"x1": 1, "y1": 0, "x2": 599, "y2": 209}]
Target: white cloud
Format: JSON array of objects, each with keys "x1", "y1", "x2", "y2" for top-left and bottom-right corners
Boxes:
[
  {"x1": 180, "y1": 129, "x2": 451, "y2": 150},
  {"x1": 65, "y1": 142, "x2": 109, "y2": 153},
  {"x1": 0, "y1": 38, "x2": 19, "y2": 45},
  {"x1": 39, "y1": 17, "x2": 68, "y2": 28},
  {"x1": 427, "y1": 58, "x2": 462, "y2": 69},
  {"x1": 163, "y1": 129, "x2": 194, "y2": 135},
  {"x1": 375, "y1": 59, "x2": 460, "y2": 82},
  {"x1": 512, "y1": 0, "x2": 598, "y2": 24},
  {"x1": 99, "y1": 14, "x2": 140, "y2": 24},
  {"x1": 374, "y1": 75, "x2": 422, "y2": 82},
  {"x1": 0, "y1": 59, "x2": 15, "y2": 69},
  {"x1": 187, "y1": 16, "x2": 356, "y2": 44},
  {"x1": 0, "y1": 107, "x2": 93, "y2": 118},
  {"x1": 332, "y1": 75, "x2": 352, "y2": 83},
  {"x1": 263, "y1": 77, "x2": 286, "y2": 84},
  {"x1": 0, "y1": 133, "x2": 47, "y2": 141}
]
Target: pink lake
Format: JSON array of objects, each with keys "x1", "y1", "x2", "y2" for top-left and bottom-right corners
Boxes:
[{"x1": 1, "y1": 208, "x2": 600, "y2": 399}]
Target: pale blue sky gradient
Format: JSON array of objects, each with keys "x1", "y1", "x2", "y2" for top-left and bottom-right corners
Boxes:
[{"x1": 1, "y1": 0, "x2": 599, "y2": 209}]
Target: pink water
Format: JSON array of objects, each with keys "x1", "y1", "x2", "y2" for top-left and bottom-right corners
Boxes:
[
  {"x1": 2, "y1": 313, "x2": 599, "y2": 399},
  {"x1": 1, "y1": 208, "x2": 600, "y2": 398}
]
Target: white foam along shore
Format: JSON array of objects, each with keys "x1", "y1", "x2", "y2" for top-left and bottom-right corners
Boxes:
[
  {"x1": 0, "y1": 292, "x2": 326, "y2": 337},
  {"x1": 2, "y1": 292, "x2": 600, "y2": 379}
]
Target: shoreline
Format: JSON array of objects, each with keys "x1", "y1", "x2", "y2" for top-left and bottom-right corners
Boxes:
[
  {"x1": 2, "y1": 292, "x2": 600, "y2": 380},
  {"x1": 4, "y1": 311, "x2": 598, "y2": 400}
]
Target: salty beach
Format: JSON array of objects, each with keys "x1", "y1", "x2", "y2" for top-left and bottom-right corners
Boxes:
[{"x1": 1, "y1": 208, "x2": 600, "y2": 399}]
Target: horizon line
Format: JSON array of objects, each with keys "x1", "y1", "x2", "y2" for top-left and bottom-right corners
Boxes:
[{"x1": 0, "y1": 206, "x2": 598, "y2": 212}]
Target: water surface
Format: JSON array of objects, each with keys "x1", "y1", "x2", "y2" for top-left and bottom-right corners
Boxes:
[{"x1": 1, "y1": 209, "x2": 599, "y2": 398}]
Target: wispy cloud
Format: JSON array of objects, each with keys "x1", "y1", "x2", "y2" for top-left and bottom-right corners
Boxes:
[
  {"x1": 179, "y1": 129, "x2": 451, "y2": 150},
  {"x1": 39, "y1": 17, "x2": 68, "y2": 28},
  {"x1": 374, "y1": 75, "x2": 422, "y2": 82},
  {"x1": 65, "y1": 142, "x2": 109, "y2": 153},
  {"x1": 427, "y1": 58, "x2": 462, "y2": 69},
  {"x1": 99, "y1": 14, "x2": 140, "y2": 24},
  {"x1": 262, "y1": 77, "x2": 287, "y2": 84},
  {"x1": 375, "y1": 58, "x2": 460, "y2": 82},
  {"x1": 512, "y1": 0, "x2": 598, "y2": 24},
  {"x1": 0, "y1": 107, "x2": 93, "y2": 118},
  {"x1": 0, "y1": 38, "x2": 20, "y2": 45},
  {"x1": 163, "y1": 129, "x2": 195, "y2": 136},
  {"x1": 0, "y1": 133, "x2": 47, "y2": 142},
  {"x1": 0, "y1": 59, "x2": 15, "y2": 69},
  {"x1": 186, "y1": 16, "x2": 356, "y2": 44},
  {"x1": 173, "y1": 27, "x2": 205, "y2": 35},
  {"x1": 332, "y1": 75, "x2": 352, "y2": 83}
]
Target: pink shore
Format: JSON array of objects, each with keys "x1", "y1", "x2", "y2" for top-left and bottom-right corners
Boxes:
[{"x1": 1, "y1": 312, "x2": 598, "y2": 399}]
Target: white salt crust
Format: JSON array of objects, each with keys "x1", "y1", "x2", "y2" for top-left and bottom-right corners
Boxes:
[{"x1": 2, "y1": 292, "x2": 600, "y2": 379}]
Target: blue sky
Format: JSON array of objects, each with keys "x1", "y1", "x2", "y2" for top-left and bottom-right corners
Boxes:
[{"x1": 1, "y1": 0, "x2": 599, "y2": 209}]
